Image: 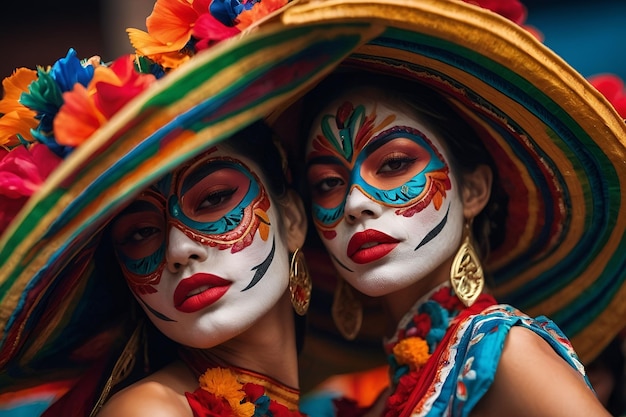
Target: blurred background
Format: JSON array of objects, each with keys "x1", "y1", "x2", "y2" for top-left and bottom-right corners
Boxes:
[{"x1": 1, "y1": 0, "x2": 625, "y2": 82}]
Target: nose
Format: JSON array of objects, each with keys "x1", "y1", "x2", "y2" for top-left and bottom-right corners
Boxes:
[
  {"x1": 165, "y1": 226, "x2": 208, "y2": 273},
  {"x1": 343, "y1": 187, "x2": 382, "y2": 224}
]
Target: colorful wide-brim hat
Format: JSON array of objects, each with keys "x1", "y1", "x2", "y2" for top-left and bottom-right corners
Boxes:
[
  {"x1": 271, "y1": 0, "x2": 626, "y2": 366},
  {"x1": 0, "y1": 0, "x2": 625, "y2": 407},
  {"x1": 0, "y1": 1, "x2": 387, "y2": 410}
]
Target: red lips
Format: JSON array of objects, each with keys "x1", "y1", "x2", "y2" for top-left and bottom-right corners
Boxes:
[
  {"x1": 347, "y1": 229, "x2": 399, "y2": 264},
  {"x1": 173, "y1": 273, "x2": 231, "y2": 313}
]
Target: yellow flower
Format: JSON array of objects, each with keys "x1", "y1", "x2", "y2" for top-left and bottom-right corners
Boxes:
[
  {"x1": 198, "y1": 367, "x2": 255, "y2": 417},
  {"x1": 392, "y1": 337, "x2": 431, "y2": 371}
]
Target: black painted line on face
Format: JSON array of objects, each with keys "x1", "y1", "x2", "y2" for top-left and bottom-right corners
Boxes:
[
  {"x1": 414, "y1": 203, "x2": 450, "y2": 251},
  {"x1": 242, "y1": 237, "x2": 276, "y2": 292},
  {"x1": 332, "y1": 253, "x2": 354, "y2": 273},
  {"x1": 139, "y1": 295, "x2": 176, "y2": 322}
]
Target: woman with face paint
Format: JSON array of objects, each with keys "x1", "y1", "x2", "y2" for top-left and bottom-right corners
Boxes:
[
  {"x1": 95, "y1": 121, "x2": 309, "y2": 416},
  {"x1": 268, "y1": 2, "x2": 626, "y2": 416},
  {"x1": 299, "y1": 71, "x2": 615, "y2": 416}
]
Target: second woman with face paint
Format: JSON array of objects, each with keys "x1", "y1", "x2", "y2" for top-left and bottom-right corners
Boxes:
[{"x1": 299, "y1": 72, "x2": 613, "y2": 416}]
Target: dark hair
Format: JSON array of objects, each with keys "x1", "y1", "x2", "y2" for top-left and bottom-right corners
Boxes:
[
  {"x1": 299, "y1": 71, "x2": 508, "y2": 263},
  {"x1": 224, "y1": 120, "x2": 290, "y2": 201}
]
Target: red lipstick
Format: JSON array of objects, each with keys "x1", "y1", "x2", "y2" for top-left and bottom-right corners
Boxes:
[
  {"x1": 173, "y1": 273, "x2": 231, "y2": 313},
  {"x1": 347, "y1": 229, "x2": 399, "y2": 264}
]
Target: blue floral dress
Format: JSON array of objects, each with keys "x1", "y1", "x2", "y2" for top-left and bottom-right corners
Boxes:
[{"x1": 302, "y1": 285, "x2": 591, "y2": 417}]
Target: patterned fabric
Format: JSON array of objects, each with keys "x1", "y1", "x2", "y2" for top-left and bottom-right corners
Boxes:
[
  {"x1": 180, "y1": 349, "x2": 306, "y2": 417},
  {"x1": 301, "y1": 286, "x2": 590, "y2": 417},
  {"x1": 386, "y1": 304, "x2": 588, "y2": 416}
]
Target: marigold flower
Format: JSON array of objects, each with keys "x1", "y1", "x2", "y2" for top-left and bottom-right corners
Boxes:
[
  {"x1": 392, "y1": 337, "x2": 431, "y2": 371},
  {"x1": 198, "y1": 367, "x2": 255, "y2": 417}
]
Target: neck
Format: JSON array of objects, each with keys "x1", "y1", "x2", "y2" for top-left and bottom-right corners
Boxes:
[
  {"x1": 381, "y1": 255, "x2": 453, "y2": 337},
  {"x1": 182, "y1": 292, "x2": 300, "y2": 389}
]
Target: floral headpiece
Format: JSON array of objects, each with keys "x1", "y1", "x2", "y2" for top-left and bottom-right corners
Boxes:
[{"x1": 0, "y1": 0, "x2": 287, "y2": 235}]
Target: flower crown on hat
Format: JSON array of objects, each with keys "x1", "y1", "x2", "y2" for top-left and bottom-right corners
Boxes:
[{"x1": 0, "y1": 0, "x2": 288, "y2": 235}]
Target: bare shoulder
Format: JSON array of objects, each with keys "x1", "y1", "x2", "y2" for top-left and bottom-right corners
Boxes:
[
  {"x1": 472, "y1": 326, "x2": 611, "y2": 417},
  {"x1": 97, "y1": 361, "x2": 197, "y2": 417}
]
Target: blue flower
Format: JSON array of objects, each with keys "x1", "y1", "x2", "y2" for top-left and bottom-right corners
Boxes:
[
  {"x1": 253, "y1": 393, "x2": 271, "y2": 417},
  {"x1": 210, "y1": 0, "x2": 260, "y2": 26},
  {"x1": 420, "y1": 300, "x2": 450, "y2": 351},
  {"x1": 49, "y1": 48, "x2": 94, "y2": 92},
  {"x1": 18, "y1": 49, "x2": 95, "y2": 157}
]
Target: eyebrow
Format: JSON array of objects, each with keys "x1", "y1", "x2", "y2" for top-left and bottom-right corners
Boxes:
[
  {"x1": 306, "y1": 155, "x2": 345, "y2": 170},
  {"x1": 118, "y1": 199, "x2": 163, "y2": 216}
]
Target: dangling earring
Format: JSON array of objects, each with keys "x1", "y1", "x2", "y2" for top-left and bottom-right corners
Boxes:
[
  {"x1": 332, "y1": 276, "x2": 363, "y2": 340},
  {"x1": 450, "y1": 220, "x2": 484, "y2": 307},
  {"x1": 90, "y1": 318, "x2": 145, "y2": 416},
  {"x1": 289, "y1": 248, "x2": 312, "y2": 316}
]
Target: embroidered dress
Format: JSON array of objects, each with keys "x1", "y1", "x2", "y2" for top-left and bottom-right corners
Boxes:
[
  {"x1": 302, "y1": 286, "x2": 590, "y2": 417},
  {"x1": 180, "y1": 349, "x2": 306, "y2": 417}
]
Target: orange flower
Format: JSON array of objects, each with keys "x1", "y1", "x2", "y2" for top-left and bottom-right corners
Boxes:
[
  {"x1": 54, "y1": 55, "x2": 156, "y2": 146},
  {"x1": 0, "y1": 68, "x2": 38, "y2": 146},
  {"x1": 237, "y1": 0, "x2": 288, "y2": 29},
  {"x1": 53, "y1": 84, "x2": 106, "y2": 147},
  {"x1": 198, "y1": 367, "x2": 255, "y2": 417},
  {"x1": 128, "y1": 0, "x2": 211, "y2": 69},
  {"x1": 392, "y1": 337, "x2": 431, "y2": 371}
]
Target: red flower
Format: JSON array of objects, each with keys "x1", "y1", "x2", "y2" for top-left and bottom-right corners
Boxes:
[
  {"x1": 411, "y1": 312, "x2": 432, "y2": 338},
  {"x1": 0, "y1": 144, "x2": 62, "y2": 234},
  {"x1": 94, "y1": 56, "x2": 157, "y2": 118},
  {"x1": 383, "y1": 371, "x2": 419, "y2": 417},
  {"x1": 193, "y1": 13, "x2": 241, "y2": 51},
  {"x1": 242, "y1": 382, "x2": 265, "y2": 402},
  {"x1": 588, "y1": 74, "x2": 626, "y2": 119},
  {"x1": 54, "y1": 55, "x2": 156, "y2": 147},
  {"x1": 464, "y1": 0, "x2": 526, "y2": 25},
  {"x1": 431, "y1": 287, "x2": 463, "y2": 311},
  {"x1": 268, "y1": 400, "x2": 294, "y2": 417},
  {"x1": 185, "y1": 388, "x2": 233, "y2": 417}
]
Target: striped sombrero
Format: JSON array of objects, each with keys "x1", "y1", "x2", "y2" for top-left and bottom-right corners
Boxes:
[
  {"x1": 0, "y1": 5, "x2": 385, "y2": 411},
  {"x1": 0, "y1": 0, "x2": 625, "y2": 408},
  {"x1": 270, "y1": 0, "x2": 626, "y2": 367}
]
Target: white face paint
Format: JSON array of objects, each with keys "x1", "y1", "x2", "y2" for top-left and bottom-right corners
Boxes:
[
  {"x1": 306, "y1": 87, "x2": 464, "y2": 296},
  {"x1": 111, "y1": 145, "x2": 290, "y2": 348}
]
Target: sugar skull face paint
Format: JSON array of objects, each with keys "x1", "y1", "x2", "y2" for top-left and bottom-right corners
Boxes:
[
  {"x1": 306, "y1": 87, "x2": 465, "y2": 296},
  {"x1": 111, "y1": 145, "x2": 290, "y2": 348}
]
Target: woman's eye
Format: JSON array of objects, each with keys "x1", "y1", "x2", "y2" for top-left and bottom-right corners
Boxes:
[
  {"x1": 314, "y1": 177, "x2": 345, "y2": 193},
  {"x1": 378, "y1": 156, "x2": 417, "y2": 174},
  {"x1": 124, "y1": 226, "x2": 160, "y2": 244},
  {"x1": 199, "y1": 187, "x2": 238, "y2": 210}
]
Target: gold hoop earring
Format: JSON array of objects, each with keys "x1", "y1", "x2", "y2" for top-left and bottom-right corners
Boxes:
[
  {"x1": 450, "y1": 220, "x2": 484, "y2": 307},
  {"x1": 332, "y1": 277, "x2": 363, "y2": 340},
  {"x1": 289, "y1": 248, "x2": 312, "y2": 316}
]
